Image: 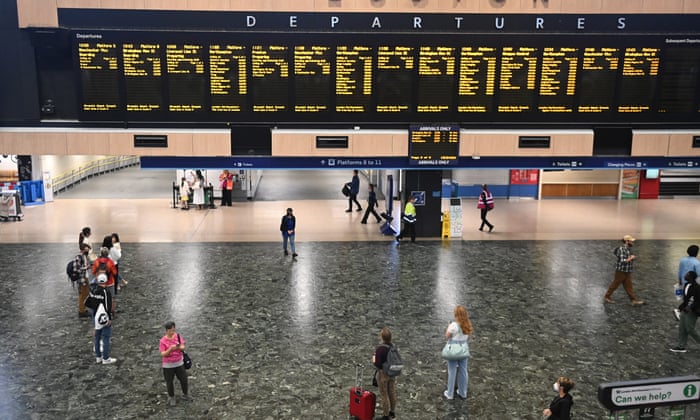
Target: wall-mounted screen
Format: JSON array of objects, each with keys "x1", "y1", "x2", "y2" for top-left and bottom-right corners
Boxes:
[
  {"x1": 409, "y1": 125, "x2": 459, "y2": 166},
  {"x1": 72, "y1": 31, "x2": 700, "y2": 125}
]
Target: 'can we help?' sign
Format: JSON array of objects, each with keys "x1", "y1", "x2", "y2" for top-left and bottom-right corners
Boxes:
[{"x1": 598, "y1": 376, "x2": 700, "y2": 411}]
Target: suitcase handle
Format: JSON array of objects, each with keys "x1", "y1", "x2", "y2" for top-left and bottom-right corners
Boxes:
[{"x1": 354, "y1": 363, "x2": 367, "y2": 391}]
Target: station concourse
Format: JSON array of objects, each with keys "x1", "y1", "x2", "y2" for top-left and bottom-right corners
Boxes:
[{"x1": 0, "y1": 167, "x2": 699, "y2": 419}]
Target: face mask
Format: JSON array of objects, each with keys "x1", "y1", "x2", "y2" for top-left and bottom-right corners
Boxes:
[{"x1": 553, "y1": 382, "x2": 560, "y2": 393}]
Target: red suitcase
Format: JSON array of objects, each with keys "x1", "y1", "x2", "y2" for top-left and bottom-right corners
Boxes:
[{"x1": 349, "y1": 364, "x2": 376, "y2": 420}]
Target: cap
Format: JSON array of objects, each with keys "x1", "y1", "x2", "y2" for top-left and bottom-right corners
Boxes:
[
  {"x1": 97, "y1": 273, "x2": 108, "y2": 284},
  {"x1": 623, "y1": 235, "x2": 636, "y2": 242}
]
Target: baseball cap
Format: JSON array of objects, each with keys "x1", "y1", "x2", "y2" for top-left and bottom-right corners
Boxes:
[{"x1": 97, "y1": 273, "x2": 108, "y2": 284}]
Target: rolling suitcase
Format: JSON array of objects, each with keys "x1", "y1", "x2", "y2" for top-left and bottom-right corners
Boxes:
[
  {"x1": 349, "y1": 364, "x2": 376, "y2": 420},
  {"x1": 380, "y1": 221, "x2": 396, "y2": 236}
]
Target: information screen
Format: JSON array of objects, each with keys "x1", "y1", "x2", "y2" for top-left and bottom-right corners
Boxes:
[
  {"x1": 409, "y1": 125, "x2": 460, "y2": 166},
  {"x1": 72, "y1": 32, "x2": 700, "y2": 124}
]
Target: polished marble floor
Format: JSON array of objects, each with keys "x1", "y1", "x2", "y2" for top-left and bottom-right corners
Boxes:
[{"x1": 0, "y1": 168, "x2": 699, "y2": 419}]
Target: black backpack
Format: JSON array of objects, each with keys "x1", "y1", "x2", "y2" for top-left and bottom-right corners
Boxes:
[
  {"x1": 381, "y1": 344, "x2": 404, "y2": 377},
  {"x1": 66, "y1": 257, "x2": 82, "y2": 283},
  {"x1": 84, "y1": 285, "x2": 102, "y2": 311}
]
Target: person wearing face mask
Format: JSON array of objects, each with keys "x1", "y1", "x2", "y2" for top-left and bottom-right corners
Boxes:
[
  {"x1": 604, "y1": 235, "x2": 644, "y2": 305},
  {"x1": 543, "y1": 376, "x2": 575, "y2": 420}
]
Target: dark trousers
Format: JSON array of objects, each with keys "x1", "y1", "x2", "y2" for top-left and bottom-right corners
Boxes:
[
  {"x1": 362, "y1": 205, "x2": 381, "y2": 223},
  {"x1": 163, "y1": 365, "x2": 188, "y2": 397},
  {"x1": 479, "y1": 208, "x2": 493, "y2": 230},
  {"x1": 221, "y1": 189, "x2": 232, "y2": 206},
  {"x1": 348, "y1": 194, "x2": 361, "y2": 210},
  {"x1": 398, "y1": 222, "x2": 416, "y2": 242}
]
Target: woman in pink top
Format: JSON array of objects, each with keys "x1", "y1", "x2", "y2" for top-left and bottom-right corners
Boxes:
[{"x1": 159, "y1": 321, "x2": 189, "y2": 406}]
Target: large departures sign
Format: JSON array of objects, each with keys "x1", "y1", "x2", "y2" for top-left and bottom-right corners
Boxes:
[{"x1": 73, "y1": 31, "x2": 700, "y2": 124}]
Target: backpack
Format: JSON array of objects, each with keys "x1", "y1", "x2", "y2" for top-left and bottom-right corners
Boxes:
[
  {"x1": 66, "y1": 257, "x2": 82, "y2": 282},
  {"x1": 95, "y1": 259, "x2": 108, "y2": 276},
  {"x1": 84, "y1": 284, "x2": 102, "y2": 311},
  {"x1": 381, "y1": 344, "x2": 403, "y2": 377}
]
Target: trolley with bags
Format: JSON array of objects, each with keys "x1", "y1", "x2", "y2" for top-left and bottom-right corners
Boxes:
[{"x1": 349, "y1": 363, "x2": 376, "y2": 420}]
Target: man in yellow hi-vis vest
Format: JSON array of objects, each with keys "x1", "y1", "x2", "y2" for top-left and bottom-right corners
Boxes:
[{"x1": 396, "y1": 195, "x2": 417, "y2": 243}]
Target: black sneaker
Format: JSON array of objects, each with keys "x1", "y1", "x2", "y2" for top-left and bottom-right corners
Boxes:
[
  {"x1": 670, "y1": 346, "x2": 687, "y2": 353},
  {"x1": 284, "y1": 250, "x2": 288, "y2": 256},
  {"x1": 292, "y1": 253, "x2": 298, "y2": 258},
  {"x1": 345, "y1": 209, "x2": 352, "y2": 213}
]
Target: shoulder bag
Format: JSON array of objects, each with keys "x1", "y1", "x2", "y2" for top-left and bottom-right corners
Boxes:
[
  {"x1": 177, "y1": 334, "x2": 193, "y2": 369},
  {"x1": 442, "y1": 340, "x2": 470, "y2": 361}
]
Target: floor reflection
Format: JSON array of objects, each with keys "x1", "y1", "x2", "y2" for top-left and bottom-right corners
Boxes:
[{"x1": 0, "y1": 240, "x2": 697, "y2": 419}]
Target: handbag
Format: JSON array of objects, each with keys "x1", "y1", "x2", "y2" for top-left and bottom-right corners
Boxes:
[
  {"x1": 442, "y1": 340, "x2": 469, "y2": 361},
  {"x1": 178, "y1": 334, "x2": 192, "y2": 369}
]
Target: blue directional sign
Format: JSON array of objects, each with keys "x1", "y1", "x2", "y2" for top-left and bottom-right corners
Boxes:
[{"x1": 141, "y1": 156, "x2": 700, "y2": 170}]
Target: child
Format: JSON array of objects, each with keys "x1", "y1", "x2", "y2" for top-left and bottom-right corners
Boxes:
[{"x1": 180, "y1": 177, "x2": 189, "y2": 210}]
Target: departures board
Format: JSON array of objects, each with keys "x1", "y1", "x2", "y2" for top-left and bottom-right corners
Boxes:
[{"x1": 73, "y1": 31, "x2": 700, "y2": 124}]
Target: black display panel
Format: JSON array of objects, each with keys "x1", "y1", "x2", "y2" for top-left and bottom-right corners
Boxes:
[
  {"x1": 72, "y1": 32, "x2": 700, "y2": 124},
  {"x1": 409, "y1": 125, "x2": 460, "y2": 166}
]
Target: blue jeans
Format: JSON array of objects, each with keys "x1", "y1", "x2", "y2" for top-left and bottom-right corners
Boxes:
[
  {"x1": 94, "y1": 324, "x2": 112, "y2": 359},
  {"x1": 446, "y1": 357, "x2": 469, "y2": 399},
  {"x1": 282, "y1": 232, "x2": 295, "y2": 254}
]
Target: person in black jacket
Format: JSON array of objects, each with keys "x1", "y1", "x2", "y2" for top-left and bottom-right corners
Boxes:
[
  {"x1": 543, "y1": 376, "x2": 574, "y2": 420},
  {"x1": 345, "y1": 170, "x2": 362, "y2": 212},
  {"x1": 361, "y1": 184, "x2": 382, "y2": 224},
  {"x1": 280, "y1": 207, "x2": 297, "y2": 258},
  {"x1": 670, "y1": 271, "x2": 700, "y2": 352},
  {"x1": 91, "y1": 274, "x2": 117, "y2": 364},
  {"x1": 372, "y1": 327, "x2": 397, "y2": 420}
]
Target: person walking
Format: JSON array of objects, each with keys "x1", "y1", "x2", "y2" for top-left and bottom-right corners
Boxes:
[
  {"x1": 477, "y1": 184, "x2": 494, "y2": 232},
  {"x1": 361, "y1": 184, "x2": 382, "y2": 224},
  {"x1": 280, "y1": 207, "x2": 297, "y2": 258},
  {"x1": 219, "y1": 169, "x2": 234, "y2": 206},
  {"x1": 372, "y1": 327, "x2": 397, "y2": 420},
  {"x1": 159, "y1": 321, "x2": 190, "y2": 406},
  {"x1": 604, "y1": 235, "x2": 644, "y2": 306},
  {"x1": 543, "y1": 376, "x2": 575, "y2": 420},
  {"x1": 675, "y1": 245, "x2": 700, "y2": 320},
  {"x1": 395, "y1": 195, "x2": 417, "y2": 243},
  {"x1": 92, "y1": 273, "x2": 116, "y2": 365},
  {"x1": 443, "y1": 305, "x2": 473, "y2": 400},
  {"x1": 670, "y1": 271, "x2": 700, "y2": 353},
  {"x1": 345, "y1": 170, "x2": 362, "y2": 212}
]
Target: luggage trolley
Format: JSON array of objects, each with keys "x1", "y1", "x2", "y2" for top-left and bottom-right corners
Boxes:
[{"x1": 0, "y1": 190, "x2": 23, "y2": 221}]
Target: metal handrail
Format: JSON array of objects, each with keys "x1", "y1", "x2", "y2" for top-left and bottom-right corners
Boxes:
[{"x1": 53, "y1": 156, "x2": 139, "y2": 193}]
